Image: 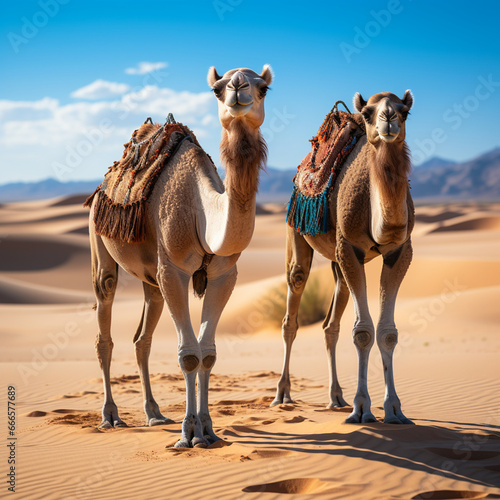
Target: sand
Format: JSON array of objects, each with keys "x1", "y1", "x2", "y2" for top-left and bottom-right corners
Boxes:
[{"x1": 0, "y1": 197, "x2": 499, "y2": 500}]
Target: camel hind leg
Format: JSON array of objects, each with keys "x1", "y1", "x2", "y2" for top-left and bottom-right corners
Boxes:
[
  {"x1": 90, "y1": 233, "x2": 126, "y2": 428},
  {"x1": 134, "y1": 282, "x2": 172, "y2": 426},
  {"x1": 323, "y1": 262, "x2": 350, "y2": 409},
  {"x1": 271, "y1": 228, "x2": 314, "y2": 406}
]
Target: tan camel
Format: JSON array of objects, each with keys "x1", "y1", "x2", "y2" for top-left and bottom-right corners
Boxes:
[
  {"x1": 272, "y1": 91, "x2": 415, "y2": 424},
  {"x1": 89, "y1": 66, "x2": 272, "y2": 447}
]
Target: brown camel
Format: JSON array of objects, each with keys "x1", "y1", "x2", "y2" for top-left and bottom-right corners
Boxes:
[
  {"x1": 272, "y1": 90, "x2": 415, "y2": 424},
  {"x1": 88, "y1": 66, "x2": 272, "y2": 447}
]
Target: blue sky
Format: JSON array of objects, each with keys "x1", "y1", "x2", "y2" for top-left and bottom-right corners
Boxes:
[{"x1": 1, "y1": 0, "x2": 499, "y2": 183}]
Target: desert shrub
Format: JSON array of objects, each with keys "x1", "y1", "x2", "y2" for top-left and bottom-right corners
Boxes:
[{"x1": 260, "y1": 276, "x2": 331, "y2": 328}]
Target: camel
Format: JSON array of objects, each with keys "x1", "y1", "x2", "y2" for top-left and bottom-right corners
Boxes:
[
  {"x1": 272, "y1": 90, "x2": 415, "y2": 425},
  {"x1": 88, "y1": 66, "x2": 272, "y2": 447}
]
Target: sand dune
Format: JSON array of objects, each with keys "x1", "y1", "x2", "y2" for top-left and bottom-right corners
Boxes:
[{"x1": 1, "y1": 197, "x2": 499, "y2": 499}]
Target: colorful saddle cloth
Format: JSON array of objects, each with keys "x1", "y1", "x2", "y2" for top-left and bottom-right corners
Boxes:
[
  {"x1": 84, "y1": 115, "x2": 199, "y2": 243},
  {"x1": 286, "y1": 103, "x2": 366, "y2": 236}
]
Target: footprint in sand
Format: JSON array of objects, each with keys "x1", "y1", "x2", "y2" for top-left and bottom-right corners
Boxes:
[
  {"x1": 412, "y1": 490, "x2": 500, "y2": 499},
  {"x1": 242, "y1": 478, "x2": 348, "y2": 495},
  {"x1": 25, "y1": 410, "x2": 47, "y2": 417}
]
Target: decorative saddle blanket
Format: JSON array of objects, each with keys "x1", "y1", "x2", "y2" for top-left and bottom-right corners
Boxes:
[
  {"x1": 286, "y1": 102, "x2": 366, "y2": 236},
  {"x1": 84, "y1": 115, "x2": 199, "y2": 243}
]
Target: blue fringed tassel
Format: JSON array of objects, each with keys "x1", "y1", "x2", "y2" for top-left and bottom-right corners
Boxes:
[{"x1": 286, "y1": 173, "x2": 333, "y2": 236}]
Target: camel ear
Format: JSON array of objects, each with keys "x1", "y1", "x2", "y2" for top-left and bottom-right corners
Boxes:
[
  {"x1": 353, "y1": 92, "x2": 367, "y2": 112},
  {"x1": 260, "y1": 64, "x2": 273, "y2": 85},
  {"x1": 402, "y1": 89, "x2": 414, "y2": 110},
  {"x1": 207, "y1": 67, "x2": 222, "y2": 87}
]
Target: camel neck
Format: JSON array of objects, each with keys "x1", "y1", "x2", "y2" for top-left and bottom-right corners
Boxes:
[
  {"x1": 369, "y1": 141, "x2": 411, "y2": 246},
  {"x1": 197, "y1": 123, "x2": 265, "y2": 256}
]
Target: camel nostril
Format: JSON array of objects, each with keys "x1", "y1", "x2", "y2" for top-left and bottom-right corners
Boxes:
[{"x1": 229, "y1": 71, "x2": 249, "y2": 91}]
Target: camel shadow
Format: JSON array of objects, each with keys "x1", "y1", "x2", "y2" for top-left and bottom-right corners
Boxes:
[{"x1": 224, "y1": 420, "x2": 500, "y2": 490}]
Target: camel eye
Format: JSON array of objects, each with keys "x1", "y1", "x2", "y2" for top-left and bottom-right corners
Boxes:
[
  {"x1": 259, "y1": 86, "x2": 269, "y2": 98},
  {"x1": 212, "y1": 87, "x2": 222, "y2": 99},
  {"x1": 361, "y1": 107, "x2": 374, "y2": 123}
]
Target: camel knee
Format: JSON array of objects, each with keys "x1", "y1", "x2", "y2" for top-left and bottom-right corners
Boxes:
[
  {"x1": 377, "y1": 331, "x2": 398, "y2": 350},
  {"x1": 94, "y1": 272, "x2": 118, "y2": 303},
  {"x1": 180, "y1": 354, "x2": 200, "y2": 373},
  {"x1": 287, "y1": 265, "x2": 309, "y2": 294},
  {"x1": 202, "y1": 354, "x2": 216, "y2": 370},
  {"x1": 353, "y1": 330, "x2": 373, "y2": 349}
]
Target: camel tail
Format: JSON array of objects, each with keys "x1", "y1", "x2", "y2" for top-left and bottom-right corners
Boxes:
[{"x1": 192, "y1": 268, "x2": 208, "y2": 299}]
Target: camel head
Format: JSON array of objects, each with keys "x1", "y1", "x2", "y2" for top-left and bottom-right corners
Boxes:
[
  {"x1": 353, "y1": 91, "x2": 413, "y2": 146},
  {"x1": 207, "y1": 66, "x2": 273, "y2": 130}
]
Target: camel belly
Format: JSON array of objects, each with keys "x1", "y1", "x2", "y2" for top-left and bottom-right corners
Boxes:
[
  {"x1": 304, "y1": 232, "x2": 337, "y2": 261},
  {"x1": 100, "y1": 236, "x2": 160, "y2": 286}
]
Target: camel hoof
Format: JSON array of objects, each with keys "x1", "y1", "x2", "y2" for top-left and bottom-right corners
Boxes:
[
  {"x1": 327, "y1": 397, "x2": 349, "y2": 409},
  {"x1": 384, "y1": 415, "x2": 414, "y2": 425},
  {"x1": 174, "y1": 439, "x2": 192, "y2": 449},
  {"x1": 99, "y1": 421, "x2": 113, "y2": 429},
  {"x1": 345, "y1": 413, "x2": 361, "y2": 424},
  {"x1": 345, "y1": 411, "x2": 377, "y2": 424},
  {"x1": 192, "y1": 436, "x2": 208, "y2": 448},
  {"x1": 205, "y1": 434, "x2": 222, "y2": 445},
  {"x1": 149, "y1": 417, "x2": 174, "y2": 426},
  {"x1": 361, "y1": 413, "x2": 378, "y2": 423},
  {"x1": 270, "y1": 394, "x2": 294, "y2": 407}
]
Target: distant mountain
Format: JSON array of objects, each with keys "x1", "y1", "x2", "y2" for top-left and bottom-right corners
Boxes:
[
  {"x1": 410, "y1": 147, "x2": 500, "y2": 199},
  {"x1": 0, "y1": 178, "x2": 99, "y2": 203},
  {"x1": 415, "y1": 156, "x2": 457, "y2": 170},
  {"x1": 0, "y1": 169, "x2": 296, "y2": 205},
  {"x1": 1, "y1": 148, "x2": 499, "y2": 203},
  {"x1": 259, "y1": 167, "x2": 295, "y2": 203}
]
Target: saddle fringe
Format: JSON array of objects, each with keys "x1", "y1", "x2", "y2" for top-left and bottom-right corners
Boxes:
[{"x1": 86, "y1": 189, "x2": 147, "y2": 243}]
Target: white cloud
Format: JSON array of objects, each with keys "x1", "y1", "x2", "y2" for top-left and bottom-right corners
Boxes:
[
  {"x1": 125, "y1": 62, "x2": 168, "y2": 75},
  {"x1": 71, "y1": 79, "x2": 131, "y2": 100},
  {"x1": 0, "y1": 83, "x2": 219, "y2": 183}
]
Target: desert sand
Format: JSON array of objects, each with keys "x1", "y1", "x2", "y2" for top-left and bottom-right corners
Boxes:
[{"x1": 0, "y1": 196, "x2": 499, "y2": 500}]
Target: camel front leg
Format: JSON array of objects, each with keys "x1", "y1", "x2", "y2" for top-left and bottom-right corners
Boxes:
[
  {"x1": 378, "y1": 240, "x2": 414, "y2": 424},
  {"x1": 323, "y1": 262, "x2": 350, "y2": 409},
  {"x1": 197, "y1": 266, "x2": 238, "y2": 444},
  {"x1": 158, "y1": 261, "x2": 204, "y2": 448},
  {"x1": 272, "y1": 228, "x2": 314, "y2": 406},
  {"x1": 134, "y1": 282, "x2": 172, "y2": 426},
  {"x1": 336, "y1": 236, "x2": 377, "y2": 423}
]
